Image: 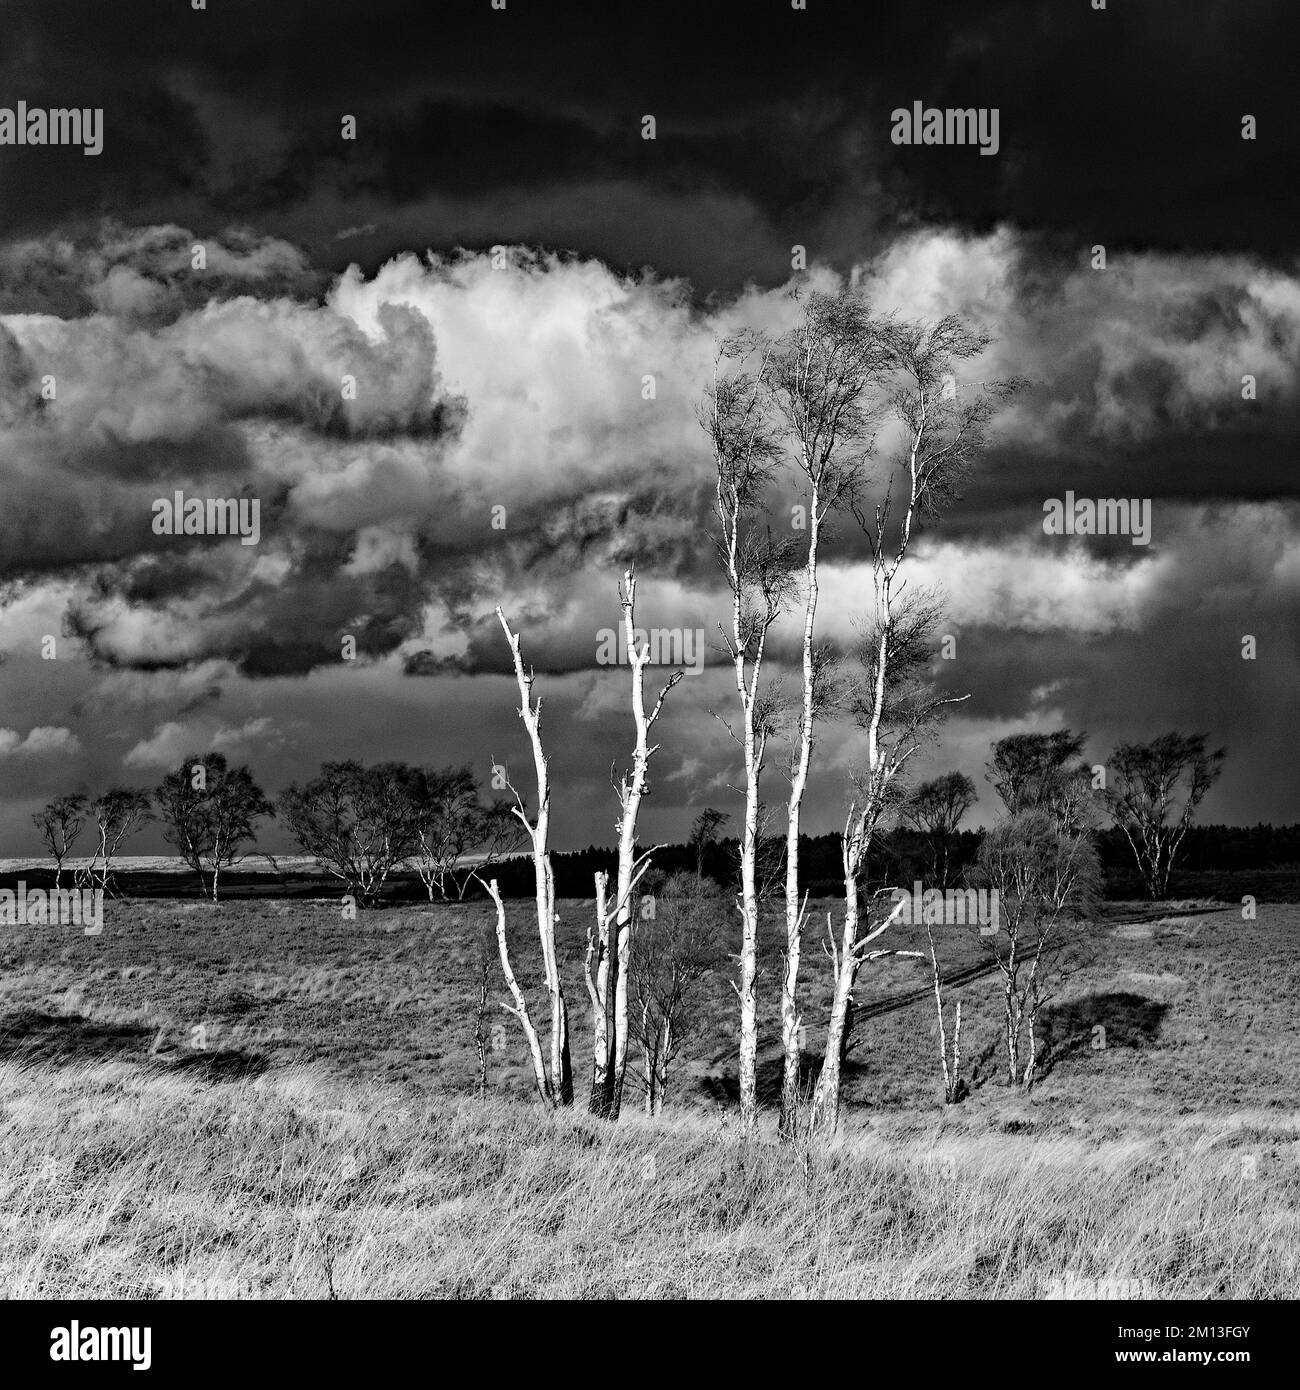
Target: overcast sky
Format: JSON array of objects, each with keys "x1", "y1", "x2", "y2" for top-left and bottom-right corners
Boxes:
[{"x1": 0, "y1": 0, "x2": 1295, "y2": 853}]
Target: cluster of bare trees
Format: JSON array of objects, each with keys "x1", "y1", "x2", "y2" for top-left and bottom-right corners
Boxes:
[
  {"x1": 278, "y1": 761, "x2": 518, "y2": 908},
  {"x1": 479, "y1": 293, "x2": 1016, "y2": 1136},
  {"x1": 1106, "y1": 733, "x2": 1226, "y2": 900},
  {"x1": 33, "y1": 766, "x2": 278, "y2": 901},
  {"x1": 922, "y1": 725, "x2": 1224, "y2": 1098},
  {"x1": 484, "y1": 288, "x2": 1226, "y2": 1133},
  {"x1": 33, "y1": 788, "x2": 154, "y2": 895},
  {"x1": 33, "y1": 755, "x2": 514, "y2": 905},
  {"x1": 700, "y1": 296, "x2": 1017, "y2": 1137},
  {"x1": 486, "y1": 570, "x2": 703, "y2": 1116},
  {"x1": 629, "y1": 872, "x2": 726, "y2": 1115},
  {"x1": 974, "y1": 731, "x2": 1102, "y2": 1089}
]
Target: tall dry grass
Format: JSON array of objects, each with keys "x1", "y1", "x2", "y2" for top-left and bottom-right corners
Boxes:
[{"x1": 2, "y1": 1058, "x2": 1295, "y2": 1298}]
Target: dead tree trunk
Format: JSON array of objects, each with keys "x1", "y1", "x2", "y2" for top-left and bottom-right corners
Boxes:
[
  {"x1": 485, "y1": 878, "x2": 552, "y2": 1107},
  {"x1": 594, "y1": 568, "x2": 681, "y2": 1120},
  {"x1": 587, "y1": 871, "x2": 614, "y2": 1113},
  {"x1": 927, "y1": 922, "x2": 963, "y2": 1104},
  {"x1": 496, "y1": 607, "x2": 573, "y2": 1106}
]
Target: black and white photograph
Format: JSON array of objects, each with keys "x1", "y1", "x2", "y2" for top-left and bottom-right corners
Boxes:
[{"x1": 0, "y1": 0, "x2": 1295, "y2": 1350}]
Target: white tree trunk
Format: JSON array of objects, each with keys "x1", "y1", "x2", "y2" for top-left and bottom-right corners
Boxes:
[
  {"x1": 485, "y1": 878, "x2": 552, "y2": 1107},
  {"x1": 812, "y1": 608, "x2": 889, "y2": 1134},
  {"x1": 588, "y1": 871, "x2": 613, "y2": 1112},
  {"x1": 609, "y1": 571, "x2": 680, "y2": 1117},
  {"x1": 811, "y1": 862, "x2": 859, "y2": 1133},
  {"x1": 584, "y1": 571, "x2": 680, "y2": 1119},
  {"x1": 738, "y1": 723, "x2": 762, "y2": 1133},
  {"x1": 781, "y1": 495, "x2": 820, "y2": 1140},
  {"x1": 928, "y1": 928, "x2": 963, "y2": 1104},
  {"x1": 496, "y1": 608, "x2": 573, "y2": 1105},
  {"x1": 652, "y1": 1016, "x2": 670, "y2": 1115},
  {"x1": 951, "y1": 1000, "x2": 963, "y2": 1102},
  {"x1": 708, "y1": 366, "x2": 783, "y2": 1139}
]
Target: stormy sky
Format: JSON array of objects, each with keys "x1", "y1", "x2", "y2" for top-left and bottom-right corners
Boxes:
[{"x1": 0, "y1": 0, "x2": 1295, "y2": 853}]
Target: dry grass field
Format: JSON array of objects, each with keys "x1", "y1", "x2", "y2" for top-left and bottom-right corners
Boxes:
[{"x1": 1, "y1": 892, "x2": 1298, "y2": 1297}]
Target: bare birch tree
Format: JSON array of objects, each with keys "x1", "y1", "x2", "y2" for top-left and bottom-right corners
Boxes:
[
  {"x1": 688, "y1": 807, "x2": 728, "y2": 879},
  {"x1": 702, "y1": 332, "x2": 794, "y2": 1134},
  {"x1": 810, "y1": 314, "x2": 1015, "y2": 1134},
  {"x1": 155, "y1": 753, "x2": 273, "y2": 901},
  {"x1": 987, "y1": 730, "x2": 1095, "y2": 835},
  {"x1": 810, "y1": 590, "x2": 952, "y2": 1133},
  {"x1": 924, "y1": 915, "x2": 965, "y2": 1104},
  {"x1": 628, "y1": 872, "x2": 726, "y2": 1115},
  {"x1": 494, "y1": 607, "x2": 573, "y2": 1105},
  {"x1": 85, "y1": 788, "x2": 153, "y2": 896},
  {"x1": 278, "y1": 761, "x2": 421, "y2": 907},
  {"x1": 973, "y1": 808, "x2": 1101, "y2": 1087},
  {"x1": 1105, "y1": 732, "x2": 1226, "y2": 900},
  {"x1": 32, "y1": 793, "x2": 88, "y2": 890},
  {"x1": 484, "y1": 876, "x2": 553, "y2": 1106},
  {"x1": 902, "y1": 771, "x2": 977, "y2": 891},
  {"x1": 768, "y1": 290, "x2": 886, "y2": 1139},
  {"x1": 585, "y1": 567, "x2": 682, "y2": 1119},
  {"x1": 412, "y1": 767, "x2": 520, "y2": 901}
]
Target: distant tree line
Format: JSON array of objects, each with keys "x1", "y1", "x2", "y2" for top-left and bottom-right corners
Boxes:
[
  {"x1": 30, "y1": 729, "x2": 1247, "y2": 911},
  {"x1": 31, "y1": 756, "x2": 520, "y2": 904}
]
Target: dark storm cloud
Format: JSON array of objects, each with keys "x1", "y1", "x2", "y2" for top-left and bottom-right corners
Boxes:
[
  {"x1": 0, "y1": 223, "x2": 322, "y2": 318},
  {"x1": 0, "y1": 1, "x2": 1291, "y2": 292}
]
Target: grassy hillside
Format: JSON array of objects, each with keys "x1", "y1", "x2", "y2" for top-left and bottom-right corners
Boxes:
[{"x1": 1, "y1": 896, "x2": 1298, "y2": 1296}]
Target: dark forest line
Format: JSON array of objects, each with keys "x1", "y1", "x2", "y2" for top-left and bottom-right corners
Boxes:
[{"x1": 5, "y1": 822, "x2": 1299, "y2": 905}]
